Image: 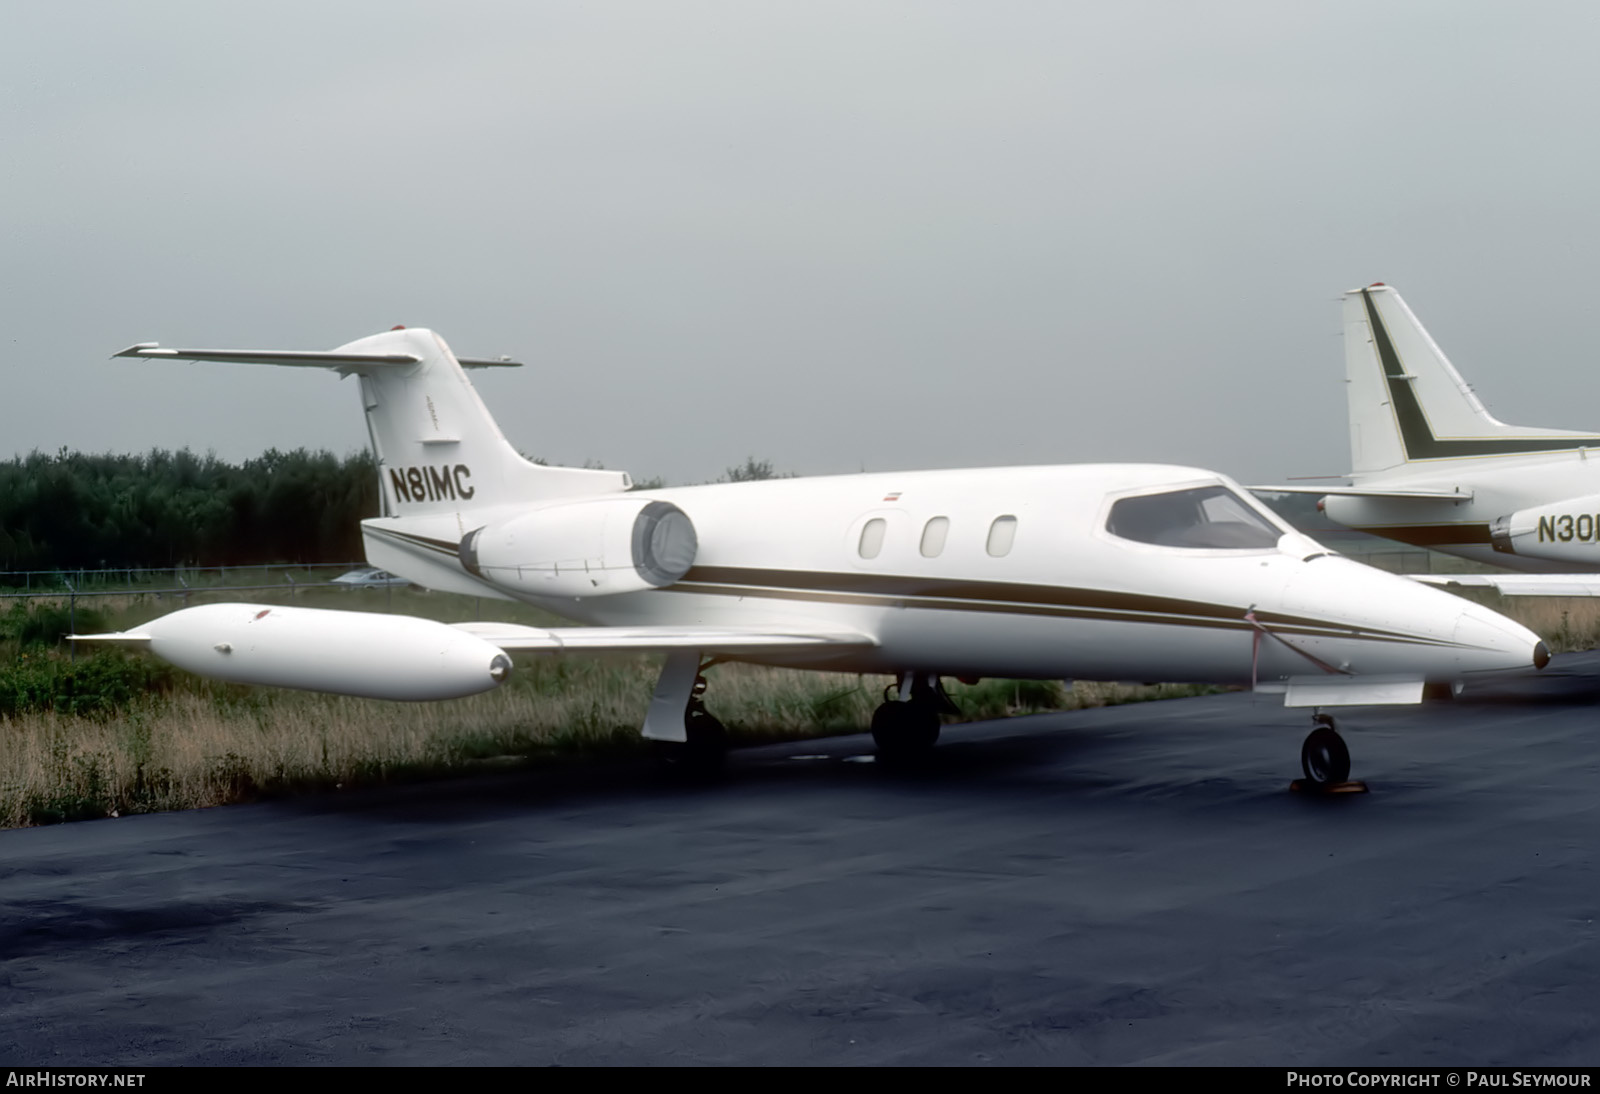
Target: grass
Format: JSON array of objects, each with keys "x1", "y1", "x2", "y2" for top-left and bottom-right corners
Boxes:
[
  {"x1": 0, "y1": 654, "x2": 1206, "y2": 829},
  {"x1": 7, "y1": 584, "x2": 1592, "y2": 829},
  {"x1": 0, "y1": 590, "x2": 1220, "y2": 827},
  {"x1": 1426, "y1": 587, "x2": 1600, "y2": 653}
]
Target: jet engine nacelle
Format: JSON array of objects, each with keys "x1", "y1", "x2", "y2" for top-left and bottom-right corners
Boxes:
[
  {"x1": 107, "y1": 603, "x2": 512, "y2": 701},
  {"x1": 1489, "y1": 492, "x2": 1600, "y2": 563},
  {"x1": 459, "y1": 497, "x2": 698, "y2": 598}
]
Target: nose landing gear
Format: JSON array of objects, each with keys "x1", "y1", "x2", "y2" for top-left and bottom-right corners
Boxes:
[
  {"x1": 1293, "y1": 713, "x2": 1367, "y2": 794},
  {"x1": 1301, "y1": 713, "x2": 1350, "y2": 784}
]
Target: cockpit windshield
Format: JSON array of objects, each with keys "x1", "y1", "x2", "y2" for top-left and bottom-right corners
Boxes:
[{"x1": 1106, "y1": 486, "x2": 1284, "y2": 550}]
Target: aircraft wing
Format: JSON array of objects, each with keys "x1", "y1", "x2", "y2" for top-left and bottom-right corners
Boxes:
[
  {"x1": 452, "y1": 622, "x2": 877, "y2": 654},
  {"x1": 69, "y1": 603, "x2": 877, "y2": 703},
  {"x1": 1412, "y1": 574, "x2": 1600, "y2": 597},
  {"x1": 1249, "y1": 485, "x2": 1473, "y2": 500}
]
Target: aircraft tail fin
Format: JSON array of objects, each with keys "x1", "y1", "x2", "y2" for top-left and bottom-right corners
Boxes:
[
  {"x1": 117, "y1": 329, "x2": 631, "y2": 518},
  {"x1": 1343, "y1": 285, "x2": 1600, "y2": 477}
]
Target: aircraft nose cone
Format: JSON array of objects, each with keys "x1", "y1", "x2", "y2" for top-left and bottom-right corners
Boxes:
[{"x1": 1452, "y1": 604, "x2": 1546, "y2": 675}]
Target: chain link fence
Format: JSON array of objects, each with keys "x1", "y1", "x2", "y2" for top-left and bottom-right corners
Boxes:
[{"x1": 1, "y1": 562, "x2": 371, "y2": 599}]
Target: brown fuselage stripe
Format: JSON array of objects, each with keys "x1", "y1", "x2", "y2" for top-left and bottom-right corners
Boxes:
[
  {"x1": 667, "y1": 567, "x2": 1462, "y2": 648},
  {"x1": 366, "y1": 527, "x2": 461, "y2": 557},
  {"x1": 684, "y1": 566, "x2": 1243, "y2": 619},
  {"x1": 369, "y1": 537, "x2": 1464, "y2": 649}
]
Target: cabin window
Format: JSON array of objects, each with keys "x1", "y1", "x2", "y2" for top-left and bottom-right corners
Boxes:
[
  {"x1": 858, "y1": 517, "x2": 887, "y2": 559},
  {"x1": 986, "y1": 515, "x2": 1017, "y2": 557},
  {"x1": 1107, "y1": 486, "x2": 1282, "y2": 549},
  {"x1": 920, "y1": 517, "x2": 950, "y2": 558}
]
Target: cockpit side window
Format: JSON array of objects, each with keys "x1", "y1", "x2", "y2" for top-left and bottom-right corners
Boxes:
[{"x1": 1107, "y1": 486, "x2": 1282, "y2": 549}]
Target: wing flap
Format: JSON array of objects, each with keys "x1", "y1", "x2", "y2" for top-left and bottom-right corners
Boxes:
[{"x1": 452, "y1": 622, "x2": 877, "y2": 654}]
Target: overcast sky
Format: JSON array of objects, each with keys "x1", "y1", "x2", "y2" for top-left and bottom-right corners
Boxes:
[{"x1": 6, "y1": 1, "x2": 1600, "y2": 487}]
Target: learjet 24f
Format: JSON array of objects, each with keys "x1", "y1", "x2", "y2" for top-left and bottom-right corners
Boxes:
[{"x1": 78, "y1": 327, "x2": 1548, "y2": 787}]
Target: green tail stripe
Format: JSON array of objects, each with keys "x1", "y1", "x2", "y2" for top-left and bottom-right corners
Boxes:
[{"x1": 1364, "y1": 289, "x2": 1600, "y2": 459}]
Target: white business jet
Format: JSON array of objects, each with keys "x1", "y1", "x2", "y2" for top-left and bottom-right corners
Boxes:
[
  {"x1": 1262, "y1": 284, "x2": 1600, "y2": 596},
  {"x1": 78, "y1": 327, "x2": 1547, "y2": 787}
]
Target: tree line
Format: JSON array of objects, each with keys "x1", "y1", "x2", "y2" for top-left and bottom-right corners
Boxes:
[
  {"x1": 0, "y1": 448, "x2": 378, "y2": 574},
  {"x1": 0, "y1": 448, "x2": 1360, "y2": 582},
  {"x1": 0, "y1": 449, "x2": 790, "y2": 577}
]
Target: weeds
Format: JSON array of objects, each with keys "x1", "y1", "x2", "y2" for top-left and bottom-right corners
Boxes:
[
  {"x1": 0, "y1": 645, "x2": 1227, "y2": 828},
  {"x1": 2, "y1": 589, "x2": 1588, "y2": 828}
]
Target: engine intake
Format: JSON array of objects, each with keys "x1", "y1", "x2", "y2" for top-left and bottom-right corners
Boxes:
[
  {"x1": 1490, "y1": 513, "x2": 1515, "y2": 555},
  {"x1": 460, "y1": 498, "x2": 697, "y2": 598},
  {"x1": 1484, "y1": 492, "x2": 1600, "y2": 564}
]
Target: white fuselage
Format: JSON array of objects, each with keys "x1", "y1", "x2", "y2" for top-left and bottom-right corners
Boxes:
[{"x1": 364, "y1": 463, "x2": 1541, "y2": 689}]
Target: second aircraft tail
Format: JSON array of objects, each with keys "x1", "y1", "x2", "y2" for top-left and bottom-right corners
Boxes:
[{"x1": 1343, "y1": 284, "x2": 1600, "y2": 478}]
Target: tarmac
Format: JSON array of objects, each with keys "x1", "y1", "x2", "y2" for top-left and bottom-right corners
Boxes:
[{"x1": 2, "y1": 654, "x2": 1598, "y2": 1066}]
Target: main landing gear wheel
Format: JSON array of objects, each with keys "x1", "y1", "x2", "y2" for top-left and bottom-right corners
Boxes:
[
  {"x1": 871, "y1": 675, "x2": 947, "y2": 761},
  {"x1": 679, "y1": 704, "x2": 727, "y2": 772},
  {"x1": 1300, "y1": 713, "x2": 1351, "y2": 787},
  {"x1": 871, "y1": 700, "x2": 941, "y2": 758}
]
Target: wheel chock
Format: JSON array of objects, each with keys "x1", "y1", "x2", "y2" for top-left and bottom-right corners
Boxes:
[{"x1": 1289, "y1": 779, "x2": 1369, "y2": 795}]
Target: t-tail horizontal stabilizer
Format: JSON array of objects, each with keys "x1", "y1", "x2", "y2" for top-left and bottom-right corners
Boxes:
[
  {"x1": 114, "y1": 344, "x2": 522, "y2": 371},
  {"x1": 116, "y1": 328, "x2": 631, "y2": 525}
]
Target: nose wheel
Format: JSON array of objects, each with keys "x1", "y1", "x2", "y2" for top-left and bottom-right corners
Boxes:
[
  {"x1": 1301, "y1": 715, "x2": 1350, "y2": 785},
  {"x1": 1294, "y1": 713, "x2": 1365, "y2": 793}
]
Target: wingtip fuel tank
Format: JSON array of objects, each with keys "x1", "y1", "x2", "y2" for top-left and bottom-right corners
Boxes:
[{"x1": 73, "y1": 603, "x2": 512, "y2": 701}]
